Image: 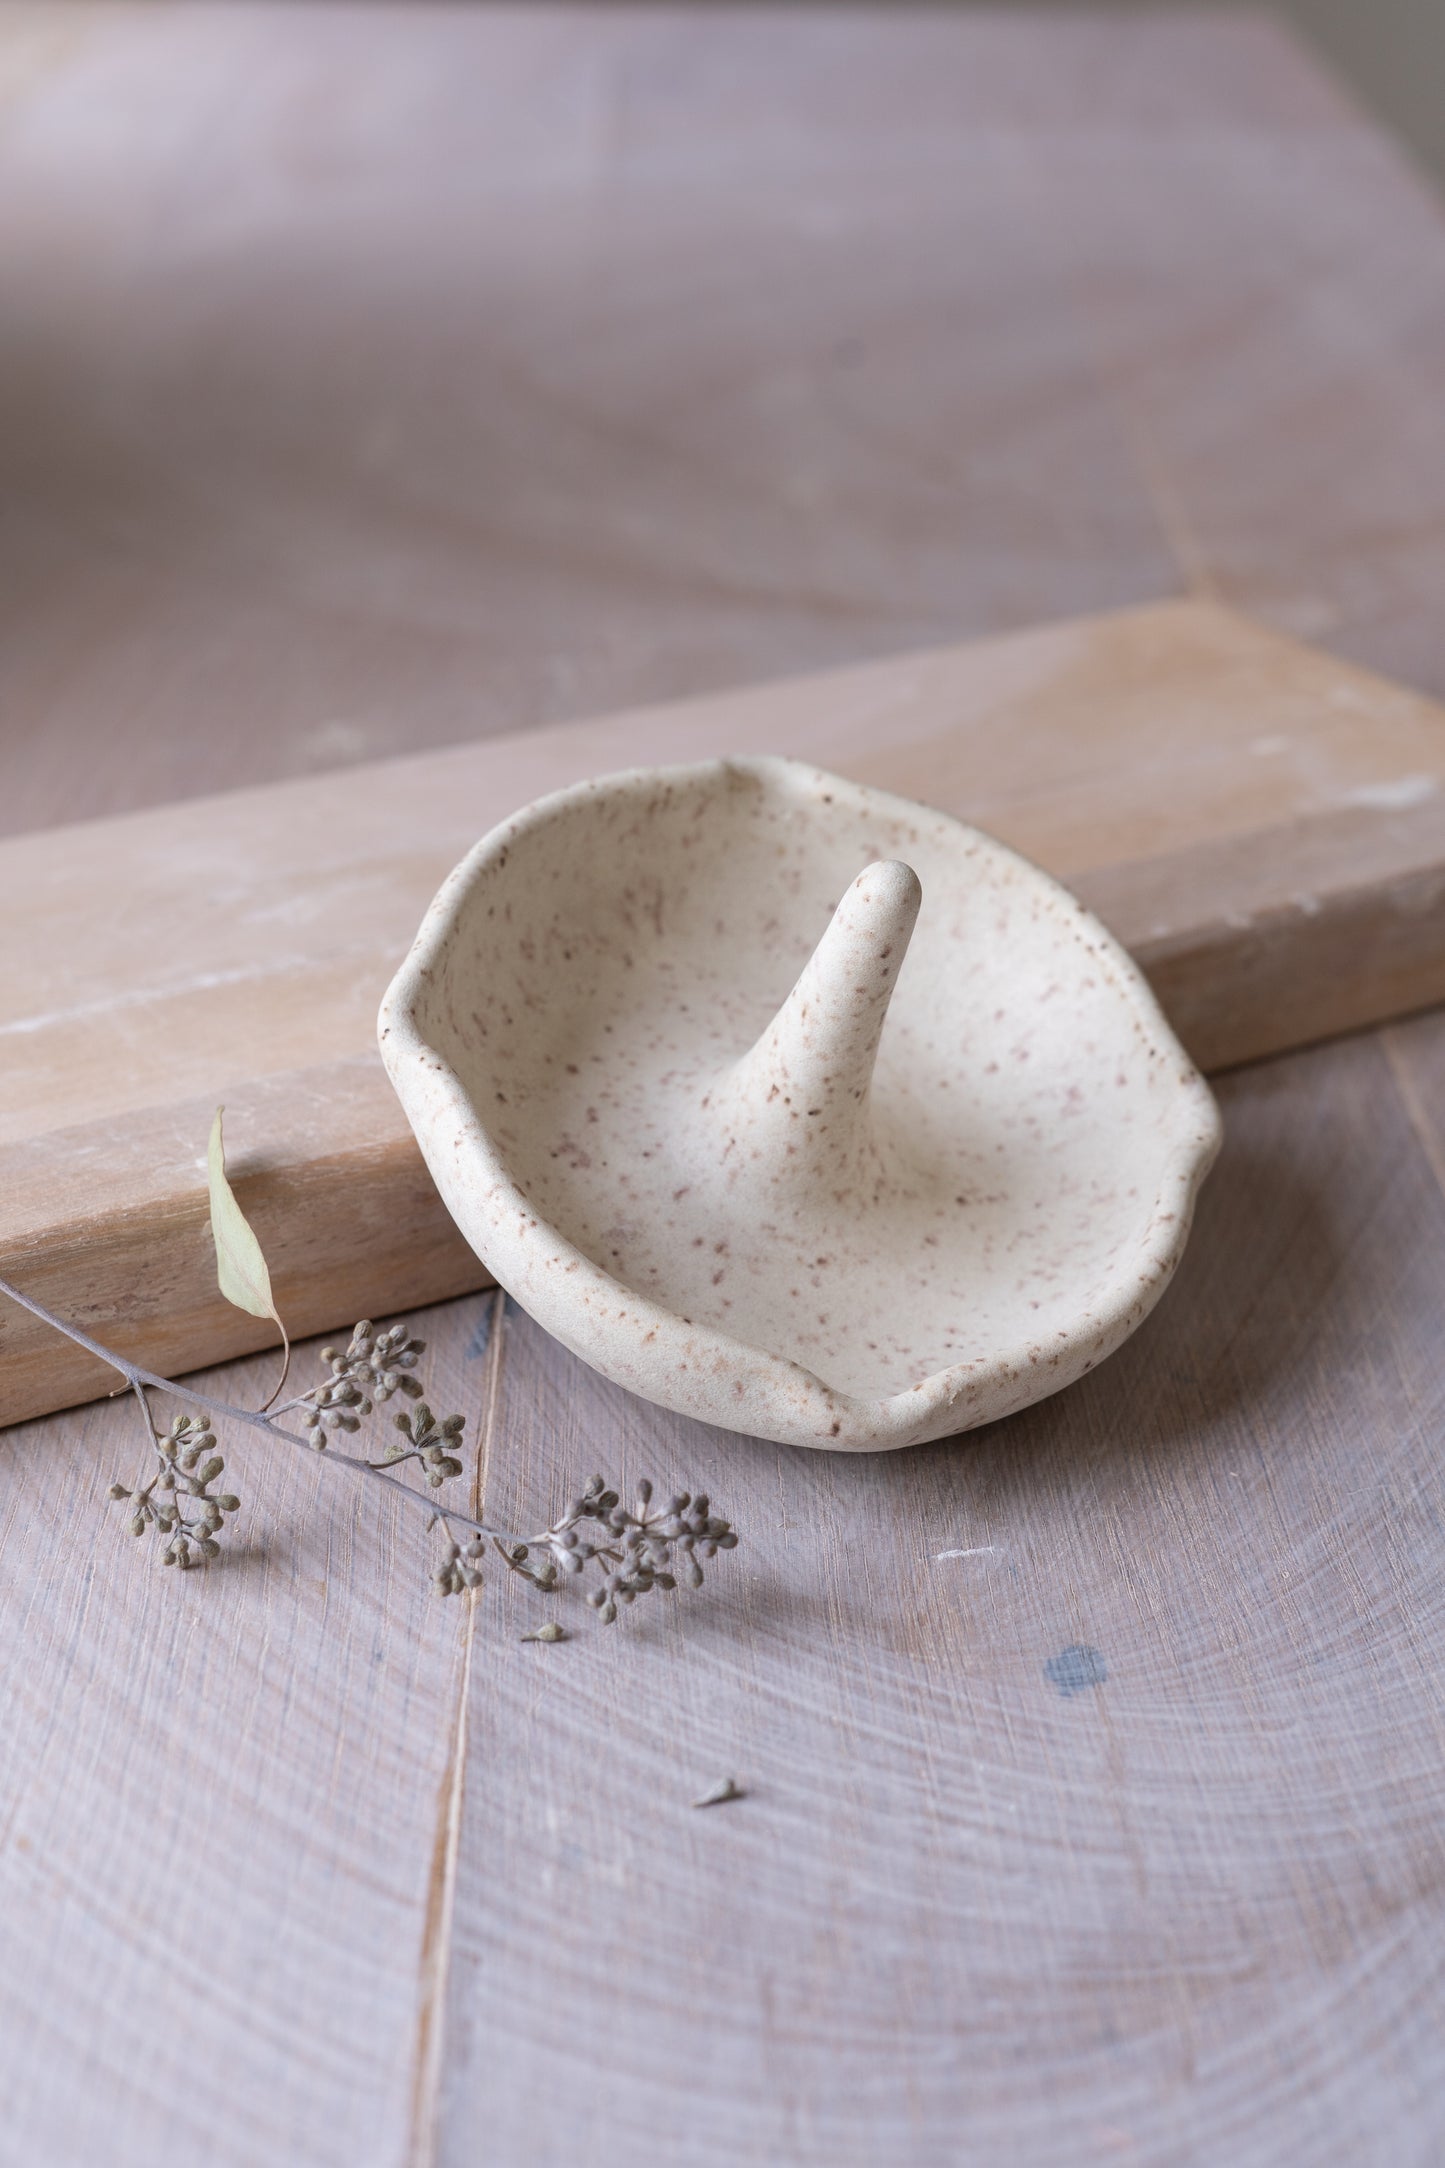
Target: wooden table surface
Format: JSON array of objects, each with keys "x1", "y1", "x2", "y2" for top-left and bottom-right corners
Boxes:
[{"x1": 3, "y1": 8, "x2": 1445, "y2": 2164}]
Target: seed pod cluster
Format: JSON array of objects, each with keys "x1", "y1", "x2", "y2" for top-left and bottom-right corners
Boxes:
[
  {"x1": 433, "y1": 1536, "x2": 486, "y2": 1597},
  {"x1": 107, "y1": 1410, "x2": 242, "y2": 1568},
  {"x1": 303, "y1": 1319, "x2": 426, "y2": 1445},
  {"x1": 383, "y1": 1401, "x2": 466, "y2": 1487},
  {"x1": 443, "y1": 1473, "x2": 741, "y2": 1624},
  {"x1": 578, "y1": 1478, "x2": 739, "y2": 1623}
]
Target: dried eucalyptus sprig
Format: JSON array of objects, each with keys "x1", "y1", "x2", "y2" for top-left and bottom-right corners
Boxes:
[
  {"x1": 462, "y1": 1474, "x2": 739, "y2": 1620},
  {"x1": 300, "y1": 1320, "x2": 426, "y2": 1445},
  {"x1": 107, "y1": 1400, "x2": 241, "y2": 1568},
  {"x1": 0, "y1": 1111, "x2": 739, "y2": 1628}
]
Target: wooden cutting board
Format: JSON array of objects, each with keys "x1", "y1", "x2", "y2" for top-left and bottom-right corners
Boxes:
[{"x1": 6, "y1": 593, "x2": 1445, "y2": 1428}]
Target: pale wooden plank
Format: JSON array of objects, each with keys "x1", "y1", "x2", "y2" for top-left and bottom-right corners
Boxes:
[
  {"x1": 12, "y1": 598, "x2": 1445, "y2": 1152},
  {"x1": 11, "y1": 598, "x2": 1445, "y2": 1427},
  {"x1": 434, "y1": 1033, "x2": 1445, "y2": 2165},
  {"x1": 6, "y1": 0, "x2": 1445, "y2": 1438}
]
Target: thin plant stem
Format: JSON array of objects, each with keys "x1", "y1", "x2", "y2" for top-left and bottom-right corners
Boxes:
[
  {"x1": 258, "y1": 1328, "x2": 292, "y2": 1414},
  {"x1": 0, "y1": 1268, "x2": 738, "y2": 1616},
  {"x1": 0, "y1": 1271, "x2": 560, "y2": 1552}
]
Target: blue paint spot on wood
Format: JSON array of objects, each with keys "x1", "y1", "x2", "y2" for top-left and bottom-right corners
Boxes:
[{"x1": 1045, "y1": 1644, "x2": 1107, "y2": 1698}]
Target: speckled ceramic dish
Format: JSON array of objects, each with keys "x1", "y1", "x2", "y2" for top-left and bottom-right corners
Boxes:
[{"x1": 379, "y1": 757, "x2": 1221, "y2": 1450}]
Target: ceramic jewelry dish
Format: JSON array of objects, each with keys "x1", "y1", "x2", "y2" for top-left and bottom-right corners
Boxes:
[{"x1": 379, "y1": 757, "x2": 1221, "y2": 1451}]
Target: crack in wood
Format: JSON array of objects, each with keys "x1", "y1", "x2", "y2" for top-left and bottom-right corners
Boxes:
[{"x1": 406, "y1": 1288, "x2": 506, "y2": 2168}]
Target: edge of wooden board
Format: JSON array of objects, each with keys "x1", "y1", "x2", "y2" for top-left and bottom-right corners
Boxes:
[{"x1": 7, "y1": 598, "x2": 1445, "y2": 1427}]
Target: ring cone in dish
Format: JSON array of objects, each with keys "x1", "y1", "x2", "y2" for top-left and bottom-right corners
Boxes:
[{"x1": 379, "y1": 757, "x2": 1221, "y2": 1451}]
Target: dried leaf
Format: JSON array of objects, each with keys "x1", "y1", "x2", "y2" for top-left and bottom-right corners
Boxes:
[
  {"x1": 208, "y1": 1107, "x2": 289, "y2": 1398},
  {"x1": 691, "y1": 1776, "x2": 744, "y2": 1808}
]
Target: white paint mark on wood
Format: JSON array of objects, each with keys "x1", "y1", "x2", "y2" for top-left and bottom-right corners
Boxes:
[
  {"x1": 0, "y1": 965, "x2": 278, "y2": 1038},
  {"x1": 1343, "y1": 773, "x2": 1438, "y2": 812}
]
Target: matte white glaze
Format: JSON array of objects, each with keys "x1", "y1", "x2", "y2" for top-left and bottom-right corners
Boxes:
[{"x1": 379, "y1": 757, "x2": 1221, "y2": 1450}]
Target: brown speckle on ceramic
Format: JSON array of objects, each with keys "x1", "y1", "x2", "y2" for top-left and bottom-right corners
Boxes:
[{"x1": 379, "y1": 758, "x2": 1221, "y2": 1450}]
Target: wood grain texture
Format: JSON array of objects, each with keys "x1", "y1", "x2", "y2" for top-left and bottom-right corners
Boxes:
[
  {"x1": 3, "y1": 0, "x2": 1445, "y2": 844},
  {"x1": 4, "y1": 8, "x2": 1445, "y2": 2166},
  {"x1": 7, "y1": 1040, "x2": 1445, "y2": 2167},
  {"x1": 9, "y1": 597, "x2": 1445, "y2": 1426},
  {"x1": 435, "y1": 1035, "x2": 1445, "y2": 2167},
  {"x1": 0, "y1": 1304, "x2": 482, "y2": 2168}
]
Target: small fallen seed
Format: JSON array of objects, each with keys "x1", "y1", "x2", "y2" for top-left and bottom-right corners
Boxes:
[
  {"x1": 692, "y1": 1777, "x2": 744, "y2": 1809},
  {"x1": 521, "y1": 1621, "x2": 567, "y2": 1644}
]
